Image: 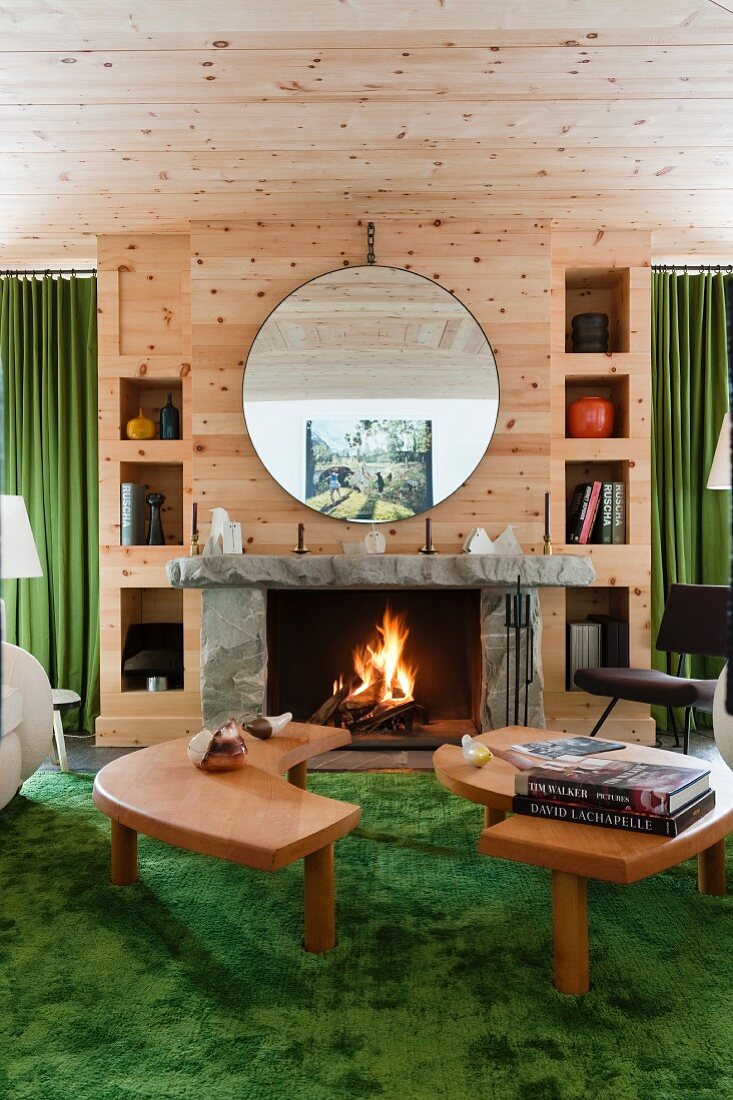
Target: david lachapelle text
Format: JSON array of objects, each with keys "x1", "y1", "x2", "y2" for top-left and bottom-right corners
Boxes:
[{"x1": 521, "y1": 800, "x2": 655, "y2": 830}]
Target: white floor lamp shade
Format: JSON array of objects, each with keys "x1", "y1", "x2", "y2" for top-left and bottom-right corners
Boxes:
[
  {"x1": 0, "y1": 495, "x2": 43, "y2": 580},
  {"x1": 0, "y1": 494, "x2": 43, "y2": 641},
  {"x1": 707, "y1": 413, "x2": 733, "y2": 769}
]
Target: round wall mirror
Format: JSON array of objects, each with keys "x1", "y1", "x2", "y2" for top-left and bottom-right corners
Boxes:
[{"x1": 243, "y1": 265, "x2": 500, "y2": 523}]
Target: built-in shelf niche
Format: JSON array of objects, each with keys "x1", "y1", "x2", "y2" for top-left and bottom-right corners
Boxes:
[
  {"x1": 564, "y1": 459, "x2": 628, "y2": 545},
  {"x1": 119, "y1": 460, "x2": 184, "y2": 546},
  {"x1": 564, "y1": 375, "x2": 629, "y2": 439},
  {"x1": 565, "y1": 268, "x2": 631, "y2": 354},
  {"x1": 119, "y1": 377, "x2": 183, "y2": 441},
  {"x1": 565, "y1": 586, "x2": 630, "y2": 690},
  {"x1": 120, "y1": 586, "x2": 184, "y2": 692}
]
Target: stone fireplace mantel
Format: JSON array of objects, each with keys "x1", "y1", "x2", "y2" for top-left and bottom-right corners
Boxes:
[
  {"x1": 167, "y1": 553, "x2": 595, "y2": 591},
  {"x1": 168, "y1": 553, "x2": 595, "y2": 737}
]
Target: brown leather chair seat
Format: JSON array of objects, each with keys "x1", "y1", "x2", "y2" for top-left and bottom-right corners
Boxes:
[{"x1": 574, "y1": 667, "x2": 712, "y2": 709}]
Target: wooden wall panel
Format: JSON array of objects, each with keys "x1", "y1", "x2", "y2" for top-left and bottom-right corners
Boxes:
[{"x1": 96, "y1": 233, "x2": 198, "y2": 745}]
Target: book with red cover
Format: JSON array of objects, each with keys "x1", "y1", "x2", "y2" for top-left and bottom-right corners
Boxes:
[
  {"x1": 515, "y1": 756, "x2": 710, "y2": 815},
  {"x1": 512, "y1": 788, "x2": 715, "y2": 837},
  {"x1": 578, "y1": 481, "x2": 603, "y2": 544}
]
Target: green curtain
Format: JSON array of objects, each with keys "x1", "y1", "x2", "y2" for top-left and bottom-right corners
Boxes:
[
  {"x1": 651, "y1": 271, "x2": 730, "y2": 725},
  {"x1": 1, "y1": 275, "x2": 99, "y2": 732}
]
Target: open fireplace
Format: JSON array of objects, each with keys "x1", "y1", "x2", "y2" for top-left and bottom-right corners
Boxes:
[{"x1": 266, "y1": 589, "x2": 481, "y2": 747}]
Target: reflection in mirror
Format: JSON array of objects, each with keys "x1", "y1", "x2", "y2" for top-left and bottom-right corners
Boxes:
[{"x1": 243, "y1": 265, "x2": 500, "y2": 523}]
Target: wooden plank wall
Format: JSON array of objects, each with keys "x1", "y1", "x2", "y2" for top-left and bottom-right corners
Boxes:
[{"x1": 97, "y1": 233, "x2": 201, "y2": 744}]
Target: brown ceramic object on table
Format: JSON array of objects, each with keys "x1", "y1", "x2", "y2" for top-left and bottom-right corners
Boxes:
[
  {"x1": 188, "y1": 718, "x2": 248, "y2": 771},
  {"x1": 567, "y1": 396, "x2": 615, "y2": 439}
]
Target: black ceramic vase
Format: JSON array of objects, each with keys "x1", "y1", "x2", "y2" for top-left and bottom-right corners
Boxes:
[
  {"x1": 571, "y1": 312, "x2": 609, "y2": 353},
  {"x1": 160, "y1": 393, "x2": 180, "y2": 440},
  {"x1": 146, "y1": 492, "x2": 166, "y2": 545}
]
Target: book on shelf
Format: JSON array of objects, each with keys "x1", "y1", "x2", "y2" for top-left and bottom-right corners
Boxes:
[
  {"x1": 511, "y1": 788, "x2": 715, "y2": 837},
  {"x1": 120, "y1": 482, "x2": 146, "y2": 546},
  {"x1": 591, "y1": 481, "x2": 614, "y2": 544},
  {"x1": 612, "y1": 481, "x2": 626, "y2": 543},
  {"x1": 578, "y1": 481, "x2": 602, "y2": 544},
  {"x1": 509, "y1": 735, "x2": 626, "y2": 760},
  {"x1": 567, "y1": 481, "x2": 602, "y2": 544},
  {"x1": 566, "y1": 622, "x2": 602, "y2": 690},
  {"x1": 588, "y1": 614, "x2": 630, "y2": 667},
  {"x1": 515, "y1": 756, "x2": 710, "y2": 815}
]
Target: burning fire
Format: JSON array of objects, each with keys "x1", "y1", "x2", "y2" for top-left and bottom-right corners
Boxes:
[{"x1": 334, "y1": 607, "x2": 416, "y2": 704}]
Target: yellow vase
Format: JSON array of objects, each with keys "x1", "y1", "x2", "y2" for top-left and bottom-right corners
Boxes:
[{"x1": 126, "y1": 407, "x2": 156, "y2": 440}]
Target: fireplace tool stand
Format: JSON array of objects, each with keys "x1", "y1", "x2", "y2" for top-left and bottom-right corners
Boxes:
[{"x1": 505, "y1": 576, "x2": 534, "y2": 727}]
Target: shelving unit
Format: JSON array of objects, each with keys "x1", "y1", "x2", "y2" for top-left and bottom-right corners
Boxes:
[
  {"x1": 97, "y1": 234, "x2": 200, "y2": 746},
  {"x1": 546, "y1": 230, "x2": 654, "y2": 743}
]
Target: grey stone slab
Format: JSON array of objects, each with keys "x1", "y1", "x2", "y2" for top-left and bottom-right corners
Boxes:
[
  {"x1": 168, "y1": 552, "x2": 595, "y2": 591},
  {"x1": 200, "y1": 588, "x2": 266, "y2": 727}
]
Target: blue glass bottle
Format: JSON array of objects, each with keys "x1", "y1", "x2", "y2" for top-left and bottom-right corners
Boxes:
[{"x1": 160, "y1": 393, "x2": 180, "y2": 440}]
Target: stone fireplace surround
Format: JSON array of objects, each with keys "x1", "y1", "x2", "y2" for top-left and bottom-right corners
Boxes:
[{"x1": 168, "y1": 554, "x2": 595, "y2": 738}]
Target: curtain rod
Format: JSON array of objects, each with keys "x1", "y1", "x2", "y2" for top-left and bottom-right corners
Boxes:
[
  {"x1": 652, "y1": 263, "x2": 733, "y2": 273},
  {"x1": 0, "y1": 268, "x2": 97, "y2": 277}
]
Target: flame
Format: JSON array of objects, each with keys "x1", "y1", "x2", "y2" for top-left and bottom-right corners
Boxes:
[{"x1": 346, "y1": 607, "x2": 415, "y2": 704}]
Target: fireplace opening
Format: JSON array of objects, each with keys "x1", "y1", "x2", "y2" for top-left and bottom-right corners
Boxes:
[{"x1": 266, "y1": 589, "x2": 481, "y2": 747}]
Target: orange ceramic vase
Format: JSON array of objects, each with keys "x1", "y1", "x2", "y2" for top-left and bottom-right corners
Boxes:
[{"x1": 567, "y1": 396, "x2": 615, "y2": 438}]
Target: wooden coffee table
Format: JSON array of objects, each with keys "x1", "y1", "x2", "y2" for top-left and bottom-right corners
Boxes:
[
  {"x1": 93, "y1": 721, "x2": 361, "y2": 953},
  {"x1": 434, "y1": 726, "x2": 733, "y2": 994}
]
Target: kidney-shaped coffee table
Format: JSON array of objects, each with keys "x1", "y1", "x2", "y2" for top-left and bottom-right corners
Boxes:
[
  {"x1": 93, "y1": 721, "x2": 361, "y2": 953},
  {"x1": 434, "y1": 726, "x2": 732, "y2": 994}
]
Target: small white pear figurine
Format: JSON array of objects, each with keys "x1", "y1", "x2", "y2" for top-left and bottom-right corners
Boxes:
[
  {"x1": 244, "y1": 712, "x2": 293, "y2": 740},
  {"x1": 461, "y1": 734, "x2": 493, "y2": 768}
]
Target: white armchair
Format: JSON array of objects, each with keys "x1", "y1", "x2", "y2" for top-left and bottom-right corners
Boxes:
[{"x1": 1, "y1": 641, "x2": 54, "y2": 809}]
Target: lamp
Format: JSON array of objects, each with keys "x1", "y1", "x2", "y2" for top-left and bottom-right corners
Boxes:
[
  {"x1": 705, "y1": 415, "x2": 733, "y2": 768},
  {"x1": 0, "y1": 494, "x2": 43, "y2": 641},
  {"x1": 707, "y1": 412, "x2": 731, "y2": 490}
]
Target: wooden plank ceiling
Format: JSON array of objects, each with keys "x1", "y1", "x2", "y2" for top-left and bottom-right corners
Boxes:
[{"x1": 1, "y1": 0, "x2": 732, "y2": 263}]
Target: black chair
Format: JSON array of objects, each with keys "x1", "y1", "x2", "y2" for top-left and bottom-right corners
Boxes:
[{"x1": 574, "y1": 584, "x2": 728, "y2": 754}]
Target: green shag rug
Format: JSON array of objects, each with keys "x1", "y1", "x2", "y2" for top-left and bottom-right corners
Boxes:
[{"x1": 1, "y1": 773, "x2": 732, "y2": 1100}]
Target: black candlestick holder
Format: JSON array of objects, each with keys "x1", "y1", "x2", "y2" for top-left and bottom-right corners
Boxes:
[{"x1": 146, "y1": 492, "x2": 166, "y2": 546}]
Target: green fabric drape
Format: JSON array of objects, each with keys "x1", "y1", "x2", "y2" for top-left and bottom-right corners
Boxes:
[
  {"x1": 651, "y1": 271, "x2": 730, "y2": 725},
  {"x1": 1, "y1": 275, "x2": 99, "y2": 732}
]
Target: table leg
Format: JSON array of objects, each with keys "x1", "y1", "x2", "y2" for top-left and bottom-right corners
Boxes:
[
  {"x1": 288, "y1": 761, "x2": 307, "y2": 790},
  {"x1": 552, "y1": 870, "x2": 589, "y2": 995},
  {"x1": 698, "y1": 840, "x2": 727, "y2": 896},
  {"x1": 52, "y1": 711, "x2": 69, "y2": 772},
  {"x1": 304, "y1": 843, "x2": 335, "y2": 953},
  {"x1": 110, "y1": 820, "x2": 138, "y2": 886},
  {"x1": 484, "y1": 806, "x2": 505, "y2": 828}
]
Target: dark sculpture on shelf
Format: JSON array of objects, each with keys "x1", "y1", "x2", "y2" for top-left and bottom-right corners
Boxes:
[{"x1": 146, "y1": 492, "x2": 166, "y2": 545}]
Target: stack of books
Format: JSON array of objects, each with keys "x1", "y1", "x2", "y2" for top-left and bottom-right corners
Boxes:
[
  {"x1": 510, "y1": 737, "x2": 714, "y2": 836},
  {"x1": 567, "y1": 481, "x2": 625, "y2": 544}
]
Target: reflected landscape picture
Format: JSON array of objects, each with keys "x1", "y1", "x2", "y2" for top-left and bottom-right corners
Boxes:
[{"x1": 305, "y1": 417, "x2": 434, "y2": 521}]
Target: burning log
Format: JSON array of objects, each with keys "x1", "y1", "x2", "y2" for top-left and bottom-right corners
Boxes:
[
  {"x1": 350, "y1": 699, "x2": 428, "y2": 734},
  {"x1": 308, "y1": 681, "x2": 349, "y2": 726}
]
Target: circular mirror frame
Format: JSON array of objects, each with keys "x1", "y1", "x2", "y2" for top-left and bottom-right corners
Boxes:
[{"x1": 242, "y1": 264, "x2": 501, "y2": 523}]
